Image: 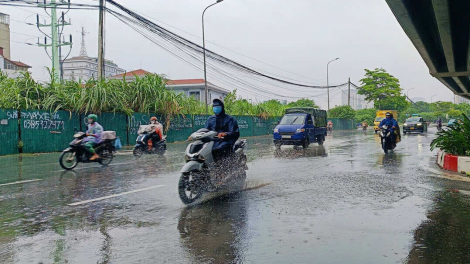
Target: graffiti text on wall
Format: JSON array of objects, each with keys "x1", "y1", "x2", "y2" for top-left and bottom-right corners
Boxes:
[{"x1": 22, "y1": 111, "x2": 65, "y2": 130}]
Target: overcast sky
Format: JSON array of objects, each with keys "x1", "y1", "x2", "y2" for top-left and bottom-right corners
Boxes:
[{"x1": 2, "y1": 0, "x2": 454, "y2": 108}]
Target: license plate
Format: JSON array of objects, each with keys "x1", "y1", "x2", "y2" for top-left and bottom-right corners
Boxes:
[
  {"x1": 282, "y1": 135, "x2": 291, "y2": 139},
  {"x1": 410, "y1": 127, "x2": 414, "y2": 130}
]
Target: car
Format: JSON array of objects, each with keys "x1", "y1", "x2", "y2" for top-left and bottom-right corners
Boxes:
[
  {"x1": 403, "y1": 116, "x2": 427, "y2": 134},
  {"x1": 448, "y1": 119, "x2": 457, "y2": 127}
]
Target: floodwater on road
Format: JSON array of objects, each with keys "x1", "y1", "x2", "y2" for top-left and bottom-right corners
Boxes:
[{"x1": 1, "y1": 128, "x2": 470, "y2": 263}]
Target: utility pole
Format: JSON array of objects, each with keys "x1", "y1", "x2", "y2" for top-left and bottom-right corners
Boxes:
[
  {"x1": 37, "y1": 0, "x2": 72, "y2": 81},
  {"x1": 97, "y1": 0, "x2": 105, "y2": 79},
  {"x1": 348, "y1": 78, "x2": 351, "y2": 107}
]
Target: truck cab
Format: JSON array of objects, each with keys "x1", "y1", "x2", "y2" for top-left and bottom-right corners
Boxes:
[
  {"x1": 273, "y1": 108, "x2": 327, "y2": 149},
  {"x1": 374, "y1": 110, "x2": 398, "y2": 133}
]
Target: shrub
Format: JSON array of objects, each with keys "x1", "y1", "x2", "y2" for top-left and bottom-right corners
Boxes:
[{"x1": 431, "y1": 114, "x2": 470, "y2": 156}]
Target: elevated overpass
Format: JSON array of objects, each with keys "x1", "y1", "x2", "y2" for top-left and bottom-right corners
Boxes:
[{"x1": 386, "y1": 0, "x2": 470, "y2": 100}]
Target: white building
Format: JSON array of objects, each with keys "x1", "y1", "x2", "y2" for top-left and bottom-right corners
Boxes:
[
  {"x1": 341, "y1": 89, "x2": 371, "y2": 110},
  {"x1": 455, "y1": 95, "x2": 470, "y2": 104},
  {"x1": 62, "y1": 28, "x2": 125, "y2": 81},
  {"x1": 62, "y1": 56, "x2": 125, "y2": 81},
  {"x1": 166, "y1": 79, "x2": 229, "y2": 102},
  {"x1": 0, "y1": 48, "x2": 31, "y2": 78},
  {"x1": 411, "y1": 97, "x2": 426, "y2": 102},
  {"x1": 110, "y1": 69, "x2": 230, "y2": 102}
]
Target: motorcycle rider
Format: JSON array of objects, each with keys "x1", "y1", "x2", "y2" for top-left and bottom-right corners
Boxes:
[
  {"x1": 437, "y1": 118, "x2": 443, "y2": 130},
  {"x1": 205, "y1": 99, "x2": 240, "y2": 160},
  {"x1": 327, "y1": 120, "x2": 333, "y2": 134},
  {"x1": 204, "y1": 99, "x2": 240, "y2": 183},
  {"x1": 143, "y1": 116, "x2": 163, "y2": 149},
  {"x1": 379, "y1": 112, "x2": 398, "y2": 145},
  {"x1": 84, "y1": 114, "x2": 103, "y2": 161}
]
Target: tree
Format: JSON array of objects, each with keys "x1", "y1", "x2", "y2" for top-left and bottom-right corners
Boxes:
[
  {"x1": 328, "y1": 105, "x2": 355, "y2": 119},
  {"x1": 358, "y1": 68, "x2": 405, "y2": 109},
  {"x1": 287, "y1": 98, "x2": 318, "y2": 108},
  {"x1": 355, "y1": 108, "x2": 376, "y2": 124},
  {"x1": 376, "y1": 96, "x2": 411, "y2": 112}
]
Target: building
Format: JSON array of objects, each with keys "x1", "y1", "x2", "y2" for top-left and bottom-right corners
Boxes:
[
  {"x1": 108, "y1": 69, "x2": 152, "y2": 82},
  {"x1": 0, "y1": 13, "x2": 31, "y2": 78},
  {"x1": 341, "y1": 89, "x2": 371, "y2": 110},
  {"x1": 0, "y1": 13, "x2": 10, "y2": 60},
  {"x1": 411, "y1": 97, "x2": 426, "y2": 102},
  {"x1": 166, "y1": 79, "x2": 229, "y2": 102},
  {"x1": 0, "y1": 48, "x2": 31, "y2": 77},
  {"x1": 110, "y1": 69, "x2": 230, "y2": 102},
  {"x1": 62, "y1": 28, "x2": 125, "y2": 81},
  {"x1": 62, "y1": 56, "x2": 125, "y2": 81},
  {"x1": 455, "y1": 95, "x2": 470, "y2": 105}
]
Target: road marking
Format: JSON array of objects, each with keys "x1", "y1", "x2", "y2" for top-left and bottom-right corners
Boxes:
[
  {"x1": 68, "y1": 185, "x2": 166, "y2": 206},
  {"x1": 0, "y1": 179, "x2": 42, "y2": 187}
]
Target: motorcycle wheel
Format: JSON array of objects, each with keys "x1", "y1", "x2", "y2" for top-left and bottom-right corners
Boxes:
[
  {"x1": 59, "y1": 150, "x2": 78, "y2": 170},
  {"x1": 98, "y1": 149, "x2": 113, "y2": 166},
  {"x1": 133, "y1": 147, "x2": 144, "y2": 158},
  {"x1": 178, "y1": 171, "x2": 204, "y2": 205},
  {"x1": 383, "y1": 142, "x2": 388, "y2": 154}
]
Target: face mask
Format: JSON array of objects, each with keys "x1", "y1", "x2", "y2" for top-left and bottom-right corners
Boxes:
[
  {"x1": 213, "y1": 106, "x2": 222, "y2": 115},
  {"x1": 151, "y1": 121, "x2": 156, "y2": 124}
]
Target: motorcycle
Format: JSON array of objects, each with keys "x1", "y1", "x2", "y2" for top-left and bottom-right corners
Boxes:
[
  {"x1": 379, "y1": 125, "x2": 395, "y2": 154},
  {"x1": 178, "y1": 129, "x2": 248, "y2": 205},
  {"x1": 133, "y1": 125, "x2": 166, "y2": 157},
  {"x1": 59, "y1": 131, "x2": 116, "y2": 170},
  {"x1": 437, "y1": 122, "x2": 443, "y2": 132}
]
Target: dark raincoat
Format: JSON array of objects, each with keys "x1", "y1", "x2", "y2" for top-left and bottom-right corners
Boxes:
[{"x1": 205, "y1": 99, "x2": 240, "y2": 151}]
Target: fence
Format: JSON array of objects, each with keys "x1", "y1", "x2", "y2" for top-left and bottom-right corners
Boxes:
[{"x1": 0, "y1": 109, "x2": 355, "y2": 155}]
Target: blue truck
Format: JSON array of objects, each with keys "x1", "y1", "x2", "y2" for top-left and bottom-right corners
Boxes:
[{"x1": 273, "y1": 108, "x2": 328, "y2": 148}]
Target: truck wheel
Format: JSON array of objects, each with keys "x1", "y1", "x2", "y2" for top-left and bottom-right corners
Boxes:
[
  {"x1": 302, "y1": 138, "x2": 309, "y2": 149},
  {"x1": 317, "y1": 135, "x2": 324, "y2": 146}
]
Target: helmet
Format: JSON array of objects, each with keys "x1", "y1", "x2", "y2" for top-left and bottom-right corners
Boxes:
[
  {"x1": 150, "y1": 117, "x2": 157, "y2": 121},
  {"x1": 87, "y1": 114, "x2": 98, "y2": 122}
]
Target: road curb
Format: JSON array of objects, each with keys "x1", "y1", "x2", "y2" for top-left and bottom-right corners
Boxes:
[{"x1": 437, "y1": 150, "x2": 470, "y2": 174}]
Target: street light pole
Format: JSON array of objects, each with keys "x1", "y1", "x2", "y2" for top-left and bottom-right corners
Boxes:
[
  {"x1": 327, "y1": 58, "x2": 339, "y2": 110},
  {"x1": 431, "y1": 94, "x2": 437, "y2": 103},
  {"x1": 202, "y1": 0, "x2": 223, "y2": 115}
]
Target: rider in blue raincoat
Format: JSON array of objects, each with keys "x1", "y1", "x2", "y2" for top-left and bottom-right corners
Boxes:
[
  {"x1": 379, "y1": 112, "x2": 398, "y2": 144},
  {"x1": 205, "y1": 99, "x2": 240, "y2": 160}
]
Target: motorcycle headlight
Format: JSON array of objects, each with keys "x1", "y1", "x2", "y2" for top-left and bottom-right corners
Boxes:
[
  {"x1": 274, "y1": 129, "x2": 279, "y2": 133},
  {"x1": 296, "y1": 128, "x2": 305, "y2": 133}
]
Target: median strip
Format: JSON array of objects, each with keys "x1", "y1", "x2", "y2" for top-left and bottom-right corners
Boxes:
[{"x1": 68, "y1": 185, "x2": 166, "y2": 206}]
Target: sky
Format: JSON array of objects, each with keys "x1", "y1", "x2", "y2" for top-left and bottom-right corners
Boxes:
[{"x1": 1, "y1": 0, "x2": 455, "y2": 109}]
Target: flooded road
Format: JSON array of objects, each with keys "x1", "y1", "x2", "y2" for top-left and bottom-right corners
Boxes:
[{"x1": 1, "y1": 128, "x2": 470, "y2": 263}]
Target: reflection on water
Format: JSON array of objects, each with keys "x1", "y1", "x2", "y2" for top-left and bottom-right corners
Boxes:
[
  {"x1": 274, "y1": 146, "x2": 327, "y2": 159},
  {"x1": 408, "y1": 192, "x2": 470, "y2": 263},
  {"x1": 178, "y1": 195, "x2": 248, "y2": 264}
]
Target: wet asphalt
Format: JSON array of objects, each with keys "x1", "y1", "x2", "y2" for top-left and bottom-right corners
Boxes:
[{"x1": 1, "y1": 128, "x2": 470, "y2": 264}]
